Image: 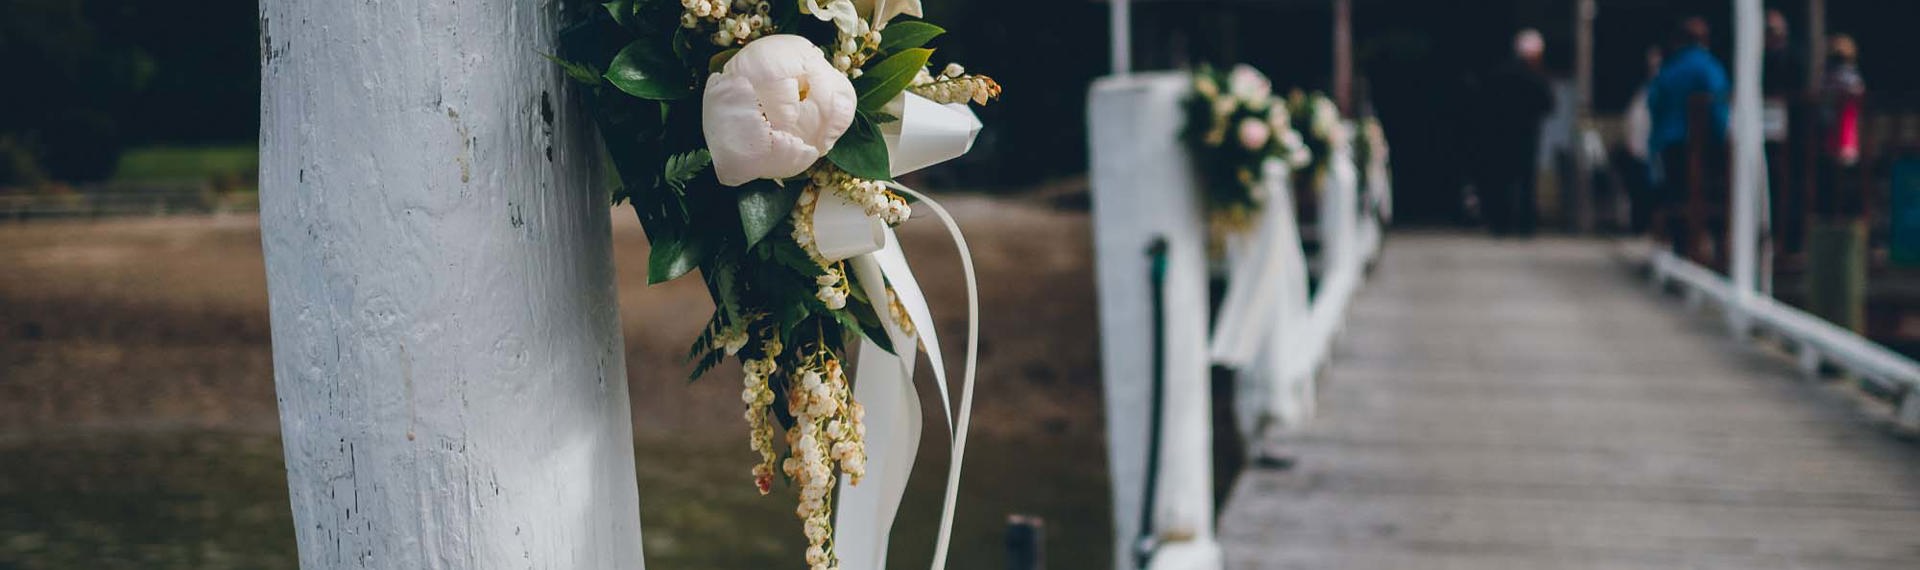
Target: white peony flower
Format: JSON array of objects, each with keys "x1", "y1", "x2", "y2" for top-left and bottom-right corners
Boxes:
[
  {"x1": 703, "y1": 35, "x2": 857, "y2": 186},
  {"x1": 1228, "y1": 65, "x2": 1271, "y2": 104},
  {"x1": 1237, "y1": 117, "x2": 1271, "y2": 151}
]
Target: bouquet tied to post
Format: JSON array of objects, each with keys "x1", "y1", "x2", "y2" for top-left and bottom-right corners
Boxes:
[
  {"x1": 1181, "y1": 65, "x2": 1311, "y2": 243},
  {"x1": 1286, "y1": 89, "x2": 1350, "y2": 190},
  {"x1": 551, "y1": 0, "x2": 998, "y2": 567}
]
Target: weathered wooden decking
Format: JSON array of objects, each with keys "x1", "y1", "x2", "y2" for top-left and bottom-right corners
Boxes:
[{"x1": 1219, "y1": 234, "x2": 1920, "y2": 569}]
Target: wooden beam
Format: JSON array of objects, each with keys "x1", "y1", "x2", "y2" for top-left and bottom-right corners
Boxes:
[{"x1": 1333, "y1": 0, "x2": 1353, "y2": 114}]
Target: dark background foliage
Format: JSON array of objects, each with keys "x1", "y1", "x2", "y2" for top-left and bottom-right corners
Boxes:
[
  {"x1": 1, "y1": 0, "x2": 257, "y2": 183},
  {"x1": 3, "y1": 0, "x2": 1917, "y2": 194}
]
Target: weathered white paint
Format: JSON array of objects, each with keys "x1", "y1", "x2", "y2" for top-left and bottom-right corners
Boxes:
[
  {"x1": 1089, "y1": 73, "x2": 1222, "y2": 570},
  {"x1": 258, "y1": 1, "x2": 646, "y2": 567}
]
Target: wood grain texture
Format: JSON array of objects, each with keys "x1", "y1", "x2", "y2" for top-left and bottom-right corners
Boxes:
[
  {"x1": 1220, "y1": 234, "x2": 1920, "y2": 570},
  {"x1": 258, "y1": 1, "x2": 645, "y2": 567}
]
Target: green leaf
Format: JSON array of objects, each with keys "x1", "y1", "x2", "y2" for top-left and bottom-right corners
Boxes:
[
  {"x1": 774, "y1": 301, "x2": 811, "y2": 343},
  {"x1": 542, "y1": 53, "x2": 602, "y2": 86},
  {"x1": 661, "y1": 149, "x2": 711, "y2": 193},
  {"x1": 765, "y1": 240, "x2": 826, "y2": 278},
  {"x1": 688, "y1": 349, "x2": 725, "y2": 382},
  {"x1": 737, "y1": 181, "x2": 799, "y2": 247},
  {"x1": 601, "y1": 0, "x2": 633, "y2": 27},
  {"x1": 853, "y1": 48, "x2": 932, "y2": 112},
  {"x1": 826, "y1": 113, "x2": 891, "y2": 180},
  {"x1": 845, "y1": 294, "x2": 897, "y2": 354},
  {"x1": 878, "y1": 21, "x2": 944, "y2": 53},
  {"x1": 647, "y1": 231, "x2": 706, "y2": 283},
  {"x1": 709, "y1": 48, "x2": 739, "y2": 73},
  {"x1": 605, "y1": 40, "x2": 694, "y2": 100}
]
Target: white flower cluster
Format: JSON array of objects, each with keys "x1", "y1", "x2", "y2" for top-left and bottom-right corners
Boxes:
[
  {"x1": 1310, "y1": 95, "x2": 1346, "y2": 148},
  {"x1": 790, "y1": 187, "x2": 828, "y2": 264},
  {"x1": 811, "y1": 167, "x2": 910, "y2": 225},
  {"x1": 1274, "y1": 123, "x2": 1312, "y2": 169},
  {"x1": 740, "y1": 338, "x2": 782, "y2": 495},
  {"x1": 804, "y1": 0, "x2": 883, "y2": 77},
  {"x1": 782, "y1": 357, "x2": 866, "y2": 570},
  {"x1": 787, "y1": 186, "x2": 862, "y2": 310},
  {"x1": 680, "y1": 0, "x2": 777, "y2": 47},
  {"x1": 712, "y1": 326, "x2": 750, "y2": 355},
  {"x1": 815, "y1": 268, "x2": 849, "y2": 310},
  {"x1": 909, "y1": 64, "x2": 1002, "y2": 106}
]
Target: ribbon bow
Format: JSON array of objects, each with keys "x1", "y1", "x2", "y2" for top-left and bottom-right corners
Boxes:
[{"x1": 809, "y1": 92, "x2": 982, "y2": 570}]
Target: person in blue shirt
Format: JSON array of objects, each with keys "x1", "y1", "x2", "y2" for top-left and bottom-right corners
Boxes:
[{"x1": 1647, "y1": 17, "x2": 1730, "y2": 257}]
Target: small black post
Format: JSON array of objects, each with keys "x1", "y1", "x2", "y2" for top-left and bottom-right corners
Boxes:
[{"x1": 1006, "y1": 515, "x2": 1046, "y2": 570}]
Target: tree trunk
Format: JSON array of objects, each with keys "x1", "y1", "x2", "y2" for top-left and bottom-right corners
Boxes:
[{"x1": 258, "y1": 1, "x2": 646, "y2": 567}]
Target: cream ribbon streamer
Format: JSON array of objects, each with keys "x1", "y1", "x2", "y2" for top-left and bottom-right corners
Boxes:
[
  {"x1": 811, "y1": 92, "x2": 981, "y2": 570},
  {"x1": 815, "y1": 185, "x2": 977, "y2": 570},
  {"x1": 882, "y1": 93, "x2": 984, "y2": 177},
  {"x1": 1209, "y1": 161, "x2": 1291, "y2": 372},
  {"x1": 881, "y1": 182, "x2": 977, "y2": 570}
]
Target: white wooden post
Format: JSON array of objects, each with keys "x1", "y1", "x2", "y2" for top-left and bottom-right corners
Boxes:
[
  {"x1": 1110, "y1": 0, "x2": 1133, "y2": 76},
  {"x1": 258, "y1": 1, "x2": 647, "y2": 568},
  {"x1": 1090, "y1": 73, "x2": 1222, "y2": 570},
  {"x1": 1730, "y1": 0, "x2": 1767, "y2": 335}
]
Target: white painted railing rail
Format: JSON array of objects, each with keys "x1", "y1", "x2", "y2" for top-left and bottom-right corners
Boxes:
[
  {"x1": 1090, "y1": 72, "x2": 1384, "y2": 570},
  {"x1": 1629, "y1": 0, "x2": 1920, "y2": 429},
  {"x1": 1639, "y1": 249, "x2": 1920, "y2": 427}
]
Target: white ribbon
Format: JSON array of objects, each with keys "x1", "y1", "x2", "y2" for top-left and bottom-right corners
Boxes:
[
  {"x1": 882, "y1": 93, "x2": 984, "y2": 178},
  {"x1": 816, "y1": 94, "x2": 981, "y2": 570},
  {"x1": 1207, "y1": 161, "x2": 1312, "y2": 437},
  {"x1": 812, "y1": 192, "x2": 888, "y2": 262},
  {"x1": 826, "y1": 188, "x2": 975, "y2": 570}
]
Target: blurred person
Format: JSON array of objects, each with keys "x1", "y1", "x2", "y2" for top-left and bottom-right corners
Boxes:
[
  {"x1": 1804, "y1": 34, "x2": 1868, "y2": 332},
  {"x1": 1762, "y1": 9, "x2": 1805, "y2": 100},
  {"x1": 1647, "y1": 16, "x2": 1729, "y2": 257},
  {"x1": 1476, "y1": 28, "x2": 1555, "y2": 237},
  {"x1": 1763, "y1": 9, "x2": 1804, "y2": 252}
]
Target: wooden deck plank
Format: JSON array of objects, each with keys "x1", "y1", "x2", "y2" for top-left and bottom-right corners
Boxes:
[{"x1": 1219, "y1": 235, "x2": 1920, "y2": 569}]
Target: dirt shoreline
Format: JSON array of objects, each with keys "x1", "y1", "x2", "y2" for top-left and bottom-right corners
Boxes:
[{"x1": 0, "y1": 196, "x2": 1115, "y2": 568}]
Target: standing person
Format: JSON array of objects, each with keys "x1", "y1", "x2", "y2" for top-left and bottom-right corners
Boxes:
[
  {"x1": 1762, "y1": 9, "x2": 1805, "y2": 253},
  {"x1": 1647, "y1": 16, "x2": 1730, "y2": 257},
  {"x1": 1477, "y1": 29, "x2": 1555, "y2": 237},
  {"x1": 1805, "y1": 34, "x2": 1868, "y2": 332}
]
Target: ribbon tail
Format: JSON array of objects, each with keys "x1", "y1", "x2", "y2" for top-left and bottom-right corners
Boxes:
[
  {"x1": 880, "y1": 182, "x2": 978, "y2": 570},
  {"x1": 1208, "y1": 162, "x2": 1292, "y2": 370},
  {"x1": 868, "y1": 227, "x2": 951, "y2": 430},
  {"x1": 833, "y1": 336, "x2": 921, "y2": 570}
]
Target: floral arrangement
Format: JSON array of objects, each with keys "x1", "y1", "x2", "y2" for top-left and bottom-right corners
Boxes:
[
  {"x1": 552, "y1": 1, "x2": 997, "y2": 568},
  {"x1": 1286, "y1": 89, "x2": 1348, "y2": 182},
  {"x1": 1353, "y1": 116, "x2": 1386, "y2": 188},
  {"x1": 1181, "y1": 65, "x2": 1310, "y2": 234}
]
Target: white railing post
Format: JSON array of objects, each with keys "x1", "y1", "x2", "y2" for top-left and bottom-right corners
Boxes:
[
  {"x1": 1110, "y1": 0, "x2": 1132, "y2": 76},
  {"x1": 258, "y1": 1, "x2": 646, "y2": 567},
  {"x1": 1089, "y1": 73, "x2": 1222, "y2": 570},
  {"x1": 1729, "y1": 0, "x2": 1767, "y2": 336}
]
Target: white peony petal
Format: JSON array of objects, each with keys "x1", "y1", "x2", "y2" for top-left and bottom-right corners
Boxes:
[{"x1": 702, "y1": 35, "x2": 857, "y2": 186}]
